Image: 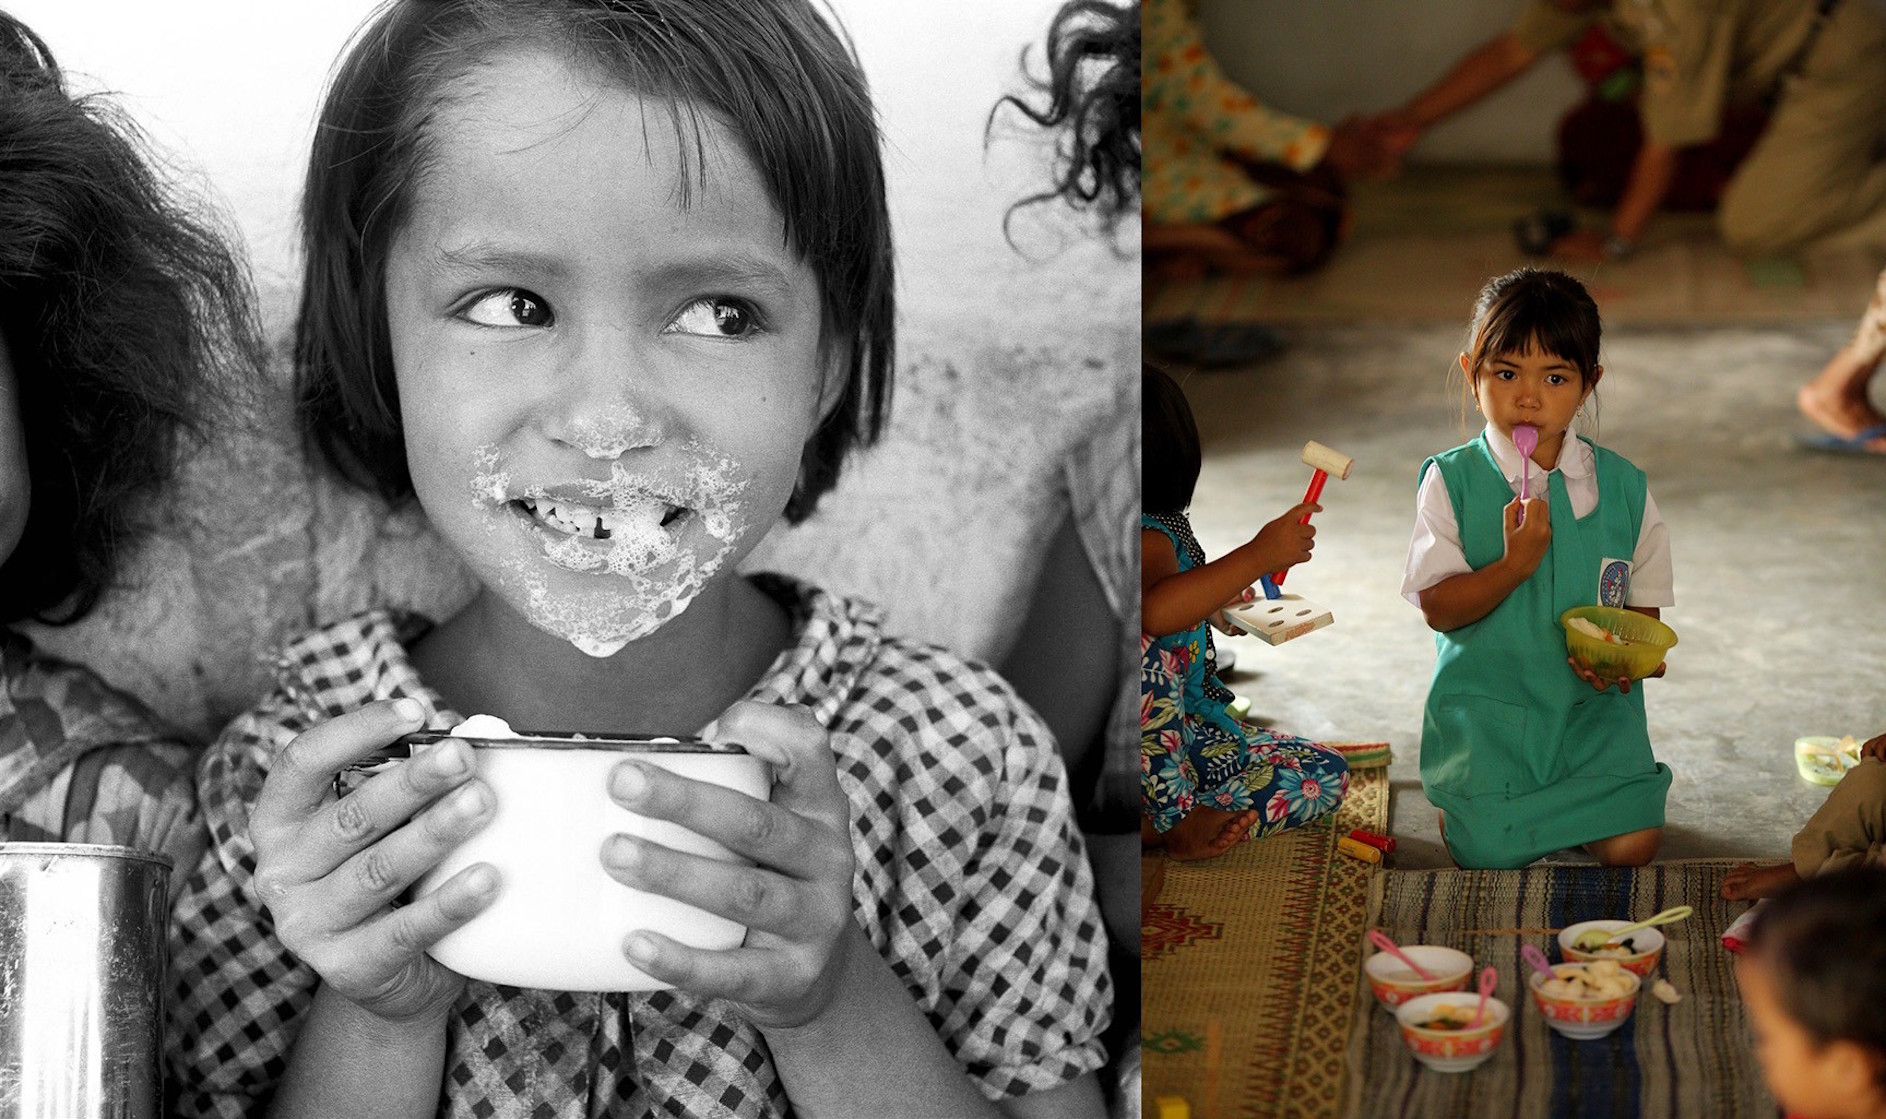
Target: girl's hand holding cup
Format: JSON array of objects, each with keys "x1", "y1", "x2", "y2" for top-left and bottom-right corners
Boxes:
[
  {"x1": 599, "y1": 701, "x2": 856, "y2": 1030},
  {"x1": 248, "y1": 698, "x2": 500, "y2": 1024}
]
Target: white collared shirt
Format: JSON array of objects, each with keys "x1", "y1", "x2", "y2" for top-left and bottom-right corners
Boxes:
[{"x1": 1400, "y1": 426, "x2": 1674, "y2": 608}]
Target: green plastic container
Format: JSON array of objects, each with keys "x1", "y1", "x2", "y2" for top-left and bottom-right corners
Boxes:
[{"x1": 1559, "y1": 606, "x2": 1677, "y2": 682}]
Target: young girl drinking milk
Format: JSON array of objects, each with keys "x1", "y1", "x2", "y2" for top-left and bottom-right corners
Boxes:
[
  {"x1": 167, "y1": 2, "x2": 1109, "y2": 1116},
  {"x1": 1402, "y1": 268, "x2": 1674, "y2": 870},
  {"x1": 0, "y1": 12, "x2": 258, "y2": 881}
]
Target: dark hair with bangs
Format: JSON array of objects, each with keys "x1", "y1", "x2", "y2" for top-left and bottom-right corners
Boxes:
[
  {"x1": 992, "y1": 0, "x2": 1140, "y2": 239},
  {"x1": 1143, "y1": 363, "x2": 1199, "y2": 515},
  {"x1": 1746, "y1": 866, "x2": 1886, "y2": 1090},
  {"x1": 1461, "y1": 267, "x2": 1603, "y2": 397},
  {"x1": 295, "y1": 0, "x2": 894, "y2": 523},
  {"x1": 0, "y1": 11, "x2": 259, "y2": 625}
]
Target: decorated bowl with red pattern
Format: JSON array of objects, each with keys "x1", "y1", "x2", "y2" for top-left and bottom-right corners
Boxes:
[
  {"x1": 1559, "y1": 920, "x2": 1664, "y2": 977},
  {"x1": 1364, "y1": 945, "x2": 1473, "y2": 1010},
  {"x1": 1528, "y1": 964, "x2": 1641, "y2": 1040},
  {"x1": 1395, "y1": 993, "x2": 1508, "y2": 1073}
]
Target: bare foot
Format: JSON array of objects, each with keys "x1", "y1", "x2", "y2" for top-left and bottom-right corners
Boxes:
[
  {"x1": 1796, "y1": 372, "x2": 1886, "y2": 448},
  {"x1": 1162, "y1": 805, "x2": 1262, "y2": 860},
  {"x1": 1796, "y1": 267, "x2": 1886, "y2": 449},
  {"x1": 1721, "y1": 861, "x2": 1800, "y2": 901}
]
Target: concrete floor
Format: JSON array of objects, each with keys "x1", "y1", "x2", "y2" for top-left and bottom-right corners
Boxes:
[{"x1": 1178, "y1": 320, "x2": 1886, "y2": 868}]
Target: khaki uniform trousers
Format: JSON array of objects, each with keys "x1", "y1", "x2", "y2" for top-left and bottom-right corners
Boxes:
[
  {"x1": 1791, "y1": 756, "x2": 1886, "y2": 878},
  {"x1": 1719, "y1": 0, "x2": 1886, "y2": 252}
]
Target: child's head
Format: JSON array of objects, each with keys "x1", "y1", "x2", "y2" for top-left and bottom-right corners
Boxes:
[
  {"x1": 1739, "y1": 866, "x2": 1886, "y2": 1119},
  {"x1": 295, "y1": 0, "x2": 894, "y2": 655},
  {"x1": 1142, "y1": 363, "x2": 1199, "y2": 516},
  {"x1": 0, "y1": 12, "x2": 256, "y2": 626},
  {"x1": 1457, "y1": 267, "x2": 1603, "y2": 442},
  {"x1": 992, "y1": 0, "x2": 1141, "y2": 239}
]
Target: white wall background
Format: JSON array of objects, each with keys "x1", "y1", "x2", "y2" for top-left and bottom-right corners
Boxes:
[
  {"x1": 7, "y1": 0, "x2": 1129, "y2": 336},
  {"x1": 1194, "y1": 0, "x2": 1585, "y2": 165}
]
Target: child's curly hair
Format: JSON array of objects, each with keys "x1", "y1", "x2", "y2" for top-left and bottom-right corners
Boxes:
[
  {"x1": 992, "y1": 0, "x2": 1141, "y2": 238},
  {"x1": 0, "y1": 13, "x2": 260, "y2": 624}
]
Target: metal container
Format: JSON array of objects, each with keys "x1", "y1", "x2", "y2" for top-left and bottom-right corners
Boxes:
[{"x1": 0, "y1": 844, "x2": 171, "y2": 1119}]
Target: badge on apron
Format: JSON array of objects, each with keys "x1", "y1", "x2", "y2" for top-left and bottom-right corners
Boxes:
[{"x1": 1599, "y1": 558, "x2": 1633, "y2": 607}]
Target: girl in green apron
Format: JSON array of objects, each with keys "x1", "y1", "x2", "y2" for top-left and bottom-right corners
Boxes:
[
  {"x1": 1403, "y1": 269, "x2": 1674, "y2": 870},
  {"x1": 1142, "y1": 365, "x2": 1350, "y2": 860}
]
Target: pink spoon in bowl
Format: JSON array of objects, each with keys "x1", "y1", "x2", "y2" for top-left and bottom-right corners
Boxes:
[
  {"x1": 1513, "y1": 423, "x2": 1539, "y2": 525},
  {"x1": 1520, "y1": 942, "x2": 1556, "y2": 981},
  {"x1": 1469, "y1": 965, "x2": 1498, "y2": 1028},
  {"x1": 1367, "y1": 929, "x2": 1437, "y2": 981}
]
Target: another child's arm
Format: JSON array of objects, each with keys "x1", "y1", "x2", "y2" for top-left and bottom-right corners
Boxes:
[
  {"x1": 1417, "y1": 495, "x2": 1550, "y2": 632},
  {"x1": 1141, "y1": 501, "x2": 1320, "y2": 636}
]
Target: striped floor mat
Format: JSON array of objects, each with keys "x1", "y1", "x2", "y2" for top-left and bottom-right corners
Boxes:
[{"x1": 1343, "y1": 862, "x2": 1777, "y2": 1119}]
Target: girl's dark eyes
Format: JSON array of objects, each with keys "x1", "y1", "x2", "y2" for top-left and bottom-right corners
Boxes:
[
  {"x1": 665, "y1": 296, "x2": 763, "y2": 338},
  {"x1": 461, "y1": 289, "x2": 553, "y2": 328},
  {"x1": 454, "y1": 291, "x2": 761, "y2": 337}
]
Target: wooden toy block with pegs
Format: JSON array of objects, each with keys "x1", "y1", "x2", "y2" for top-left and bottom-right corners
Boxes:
[{"x1": 1223, "y1": 594, "x2": 1333, "y2": 645}]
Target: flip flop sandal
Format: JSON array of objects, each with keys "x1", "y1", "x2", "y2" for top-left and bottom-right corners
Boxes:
[{"x1": 1793, "y1": 422, "x2": 1886, "y2": 455}]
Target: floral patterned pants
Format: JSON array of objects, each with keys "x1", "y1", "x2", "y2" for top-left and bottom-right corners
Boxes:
[{"x1": 1141, "y1": 634, "x2": 1349, "y2": 837}]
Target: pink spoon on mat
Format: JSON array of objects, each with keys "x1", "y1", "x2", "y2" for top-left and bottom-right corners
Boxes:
[
  {"x1": 1520, "y1": 943, "x2": 1556, "y2": 980},
  {"x1": 1367, "y1": 929, "x2": 1437, "y2": 980},
  {"x1": 1469, "y1": 965, "x2": 1498, "y2": 1028},
  {"x1": 1513, "y1": 423, "x2": 1539, "y2": 524}
]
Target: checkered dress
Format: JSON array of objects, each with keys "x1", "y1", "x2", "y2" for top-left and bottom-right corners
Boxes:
[
  {"x1": 0, "y1": 631, "x2": 203, "y2": 886},
  {"x1": 168, "y1": 577, "x2": 1110, "y2": 1118}
]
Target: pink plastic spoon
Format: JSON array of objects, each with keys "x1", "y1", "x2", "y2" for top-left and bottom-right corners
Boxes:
[
  {"x1": 1469, "y1": 965, "x2": 1498, "y2": 1028},
  {"x1": 1513, "y1": 423, "x2": 1539, "y2": 524},
  {"x1": 1520, "y1": 943, "x2": 1555, "y2": 980},
  {"x1": 1367, "y1": 929, "x2": 1437, "y2": 981}
]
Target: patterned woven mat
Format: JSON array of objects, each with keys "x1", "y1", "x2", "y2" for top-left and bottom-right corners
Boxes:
[
  {"x1": 1343, "y1": 861, "x2": 1775, "y2": 1119},
  {"x1": 1142, "y1": 753, "x2": 1391, "y2": 1119}
]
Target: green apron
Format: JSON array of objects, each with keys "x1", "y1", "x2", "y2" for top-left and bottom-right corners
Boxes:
[{"x1": 1419, "y1": 436, "x2": 1672, "y2": 869}]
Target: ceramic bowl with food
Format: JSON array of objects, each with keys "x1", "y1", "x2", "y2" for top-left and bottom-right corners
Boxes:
[
  {"x1": 1364, "y1": 945, "x2": 1473, "y2": 1010},
  {"x1": 1559, "y1": 606, "x2": 1677, "y2": 682},
  {"x1": 1528, "y1": 960, "x2": 1641, "y2": 1040},
  {"x1": 1558, "y1": 920, "x2": 1665, "y2": 976},
  {"x1": 393, "y1": 727, "x2": 771, "y2": 992},
  {"x1": 1395, "y1": 992, "x2": 1509, "y2": 1073}
]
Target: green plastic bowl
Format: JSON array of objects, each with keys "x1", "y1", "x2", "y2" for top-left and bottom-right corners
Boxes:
[{"x1": 1559, "y1": 606, "x2": 1676, "y2": 682}]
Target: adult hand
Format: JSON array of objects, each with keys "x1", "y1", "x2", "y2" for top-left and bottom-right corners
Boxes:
[
  {"x1": 1861, "y1": 732, "x2": 1886, "y2": 764},
  {"x1": 249, "y1": 699, "x2": 499, "y2": 1024},
  {"x1": 600, "y1": 701, "x2": 856, "y2": 1030},
  {"x1": 1322, "y1": 116, "x2": 1405, "y2": 182}
]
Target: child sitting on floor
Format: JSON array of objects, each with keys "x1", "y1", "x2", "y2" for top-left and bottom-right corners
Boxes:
[
  {"x1": 1141, "y1": 364, "x2": 1349, "y2": 860},
  {"x1": 1737, "y1": 866, "x2": 1886, "y2": 1119},
  {"x1": 0, "y1": 12, "x2": 259, "y2": 885},
  {"x1": 1403, "y1": 267, "x2": 1674, "y2": 869},
  {"x1": 1722, "y1": 733, "x2": 1886, "y2": 900}
]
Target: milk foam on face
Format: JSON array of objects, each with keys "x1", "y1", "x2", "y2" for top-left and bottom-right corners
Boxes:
[{"x1": 470, "y1": 440, "x2": 753, "y2": 657}]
